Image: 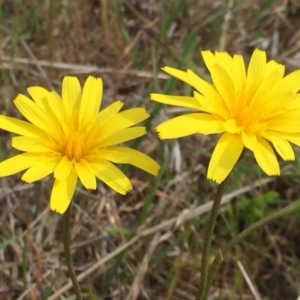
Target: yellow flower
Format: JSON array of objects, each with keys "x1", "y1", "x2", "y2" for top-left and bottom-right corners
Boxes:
[
  {"x1": 151, "y1": 49, "x2": 300, "y2": 183},
  {"x1": 0, "y1": 76, "x2": 160, "y2": 213}
]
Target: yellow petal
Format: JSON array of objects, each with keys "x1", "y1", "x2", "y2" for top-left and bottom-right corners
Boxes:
[
  {"x1": 193, "y1": 91, "x2": 229, "y2": 118},
  {"x1": 150, "y1": 94, "x2": 201, "y2": 110},
  {"x1": 253, "y1": 137, "x2": 280, "y2": 175},
  {"x1": 62, "y1": 76, "x2": 82, "y2": 115},
  {"x1": 0, "y1": 115, "x2": 47, "y2": 139},
  {"x1": 242, "y1": 131, "x2": 257, "y2": 150},
  {"x1": 54, "y1": 156, "x2": 73, "y2": 180},
  {"x1": 261, "y1": 132, "x2": 294, "y2": 160},
  {"x1": 208, "y1": 133, "x2": 244, "y2": 183},
  {"x1": 281, "y1": 69, "x2": 300, "y2": 93},
  {"x1": 92, "y1": 100, "x2": 124, "y2": 129},
  {"x1": 79, "y1": 76, "x2": 103, "y2": 127},
  {"x1": 285, "y1": 94, "x2": 300, "y2": 110},
  {"x1": 197, "y1": 116, "x2": 224, "y2": 134},
  {"x1": 250, "y1": 70, "x2": 284, "y2": 110},
  {"x1": 98, "y1": 108, "x2": 149, "y2": 143},
  {"x1": 22, "y1": 159, "x2": 57, "y2": 182},
  {"x1": 27, "y1": 89, "x2": 65, "y2": 131},
  {"x1": 97, "y1": 146, "x2": 160, "y2": 175},
  {"x1": 91, "y1": 159, "x2": 132, "y2": 194},
  {"x1": 186, "y1": 69, "x2": 220, "y2": 101},
  {"x1": 215, "y1": 51, "x2": 234, "y2": 71},
  {"x1": 233, "y1": 54, "x2": 246, "y2": 95},
  {"x1": 264, "y1": 60, "x2": 284, "y2": 80},
  {"x1": 102, "y1": 108, "x2": 149, "y2": 135},
  {"x1": 162, "y1": 67, "x2": 190, "y2": 85},
  {"x1": 156, "y1": 113, "x2": 224, "y2": 139},
  {"x1": 201, "y1": 50, "x2": 217, "y2": 74},
  {"x1": 27, "y1": 86, "x2": 49, "y2": 110},
  {"x1": 280, "y1": 132, "x2": 300, "y2": 147},
  {"x1": 95, "y1": 127, "x2": 146, "y2": 147},
  {"x1": 156, "y1": 114, "x2": 201, "y2": 138},
  {"x1": 43, "y1": 91, "x2": 67, "y2": 127},
  {"x1": 224, "y1": 119, "x2": 241, "y2": 133},
  {"x1": 247, "y1": 49, "x2": 266, "y2": 88},
  {"x1": 209, "y1": 64, "x2": 235, "y2": 111},
  {"x1": 0, "y1": 153, "x2": 38, "y2": 176},
  {"x1": 74, "y1": 159, "x2": 96, "y2": 189},
  {"x1": 50, "y1": 171, "x2": 78, "y2": 214},
  {"x1": 14, "y1": 94, "x2": 50, "y2": 129},
  {"x1": 12, "y1": 136, "x2": 58, "y2": 152},
  {"x1": 85, "y1": 101, "x2": 125, "y2": 148},
  {"x1": 267, "y1": 118, "x2": 300, "y2": 132},
  {"x1": 14, "y1": 94, "x2": 60, "y2": 140},
  {"x1": 118, "y1": 108, "x2": 150, "y2": 125}
]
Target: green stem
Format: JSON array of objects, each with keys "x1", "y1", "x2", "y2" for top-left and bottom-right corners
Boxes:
[
  {"x1": 202, "y1": 199, "x2": 300, "y2": 299},
  {"x1": 196, "y1": 177, "x2": 228, "y2": 300},
  {"x1": 64, "y1": 202, "x2": 82, "y2": 300}
]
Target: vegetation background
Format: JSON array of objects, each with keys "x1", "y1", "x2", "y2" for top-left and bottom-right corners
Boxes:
[{"x1": 0, "y1": 0, "x2": 300, "y2": 299}]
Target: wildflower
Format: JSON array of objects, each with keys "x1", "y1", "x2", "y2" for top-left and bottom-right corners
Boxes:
[
  {"x1": 151, "y1": 49, "x2": 300, "y2": 183},
  {"x1": 0, "y1": 76, "x2": 160, "y2": 213}
]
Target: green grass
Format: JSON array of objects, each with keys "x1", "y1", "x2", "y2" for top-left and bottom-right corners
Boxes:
[{"x1": 0, "y1": 1, "x2": 300, "y2": 300}]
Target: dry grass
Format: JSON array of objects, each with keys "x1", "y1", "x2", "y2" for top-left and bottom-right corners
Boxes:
[{"x1": 0, "y1": 0, "x2": 300, "y2": 299}]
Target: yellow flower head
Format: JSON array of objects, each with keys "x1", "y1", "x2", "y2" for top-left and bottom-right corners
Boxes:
[
  {"x1": 0, "y1": 76, "x2": 160, "y2": 213},
  {"x1": 151, "y1": 49, "x2": 300, "y2": 183}
]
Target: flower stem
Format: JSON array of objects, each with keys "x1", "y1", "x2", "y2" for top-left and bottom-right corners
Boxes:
[
  {"x1": 196, "y1": 178, "x2": 228, "y2": 300},
  {"x1": 202, "y1": 199, "x2": 300, "y2": 299},
  {"x1": 64, "y1": 202, "x2": 82, "y2": 300}
]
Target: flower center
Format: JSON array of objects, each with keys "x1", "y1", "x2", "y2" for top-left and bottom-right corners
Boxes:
[
  {"x1": 235, "y1": 107, "x2": 255, "y2": 128},
  {"x1": 225, "y1": 95, "x2": 263, "y2": 134},
  {"x1": 64, "y1": 131, "x2": 85, "y2": 161}
]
